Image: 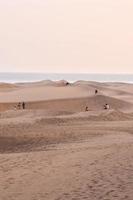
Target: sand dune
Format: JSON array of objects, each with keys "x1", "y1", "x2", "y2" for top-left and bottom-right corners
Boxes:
[
  {"x1": 0, "y1": 79, "x2": 133, "y2": 101},
  {"x1": 1, "y1": 81, "x2": 133, "y2": 200},
  {"x1": 0, "y1": 80, "x2": 133, "y2": 112},
  {"x1": 0, "y1": 85, "x2": 89, "y2": 103},
  {"x1": 0, "y1": 94, "x2": 132, "y2": 113},
  {"x1": 0, "y1": 83, "x2": 19, "y2": 92}
]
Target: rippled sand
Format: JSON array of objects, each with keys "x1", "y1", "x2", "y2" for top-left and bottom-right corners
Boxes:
[{"x1": 0, "y1": 81, "x2": 133, "y2": 200}]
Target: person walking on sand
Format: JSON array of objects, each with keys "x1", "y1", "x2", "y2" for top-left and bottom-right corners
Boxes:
[
  {"x1": 22, "y1": 102, "x2": 25, "y2": 110},
  {"x1": 85, "y1": 106, "x2": 89, "y2": 111},
  {"x1": 95, "y1": 89, "x2": 98, "y2": 95}
]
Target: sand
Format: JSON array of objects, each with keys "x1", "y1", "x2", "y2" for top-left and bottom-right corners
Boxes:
[{"x1": 0, "y1": 80, "x2": 133, "y2": 200}]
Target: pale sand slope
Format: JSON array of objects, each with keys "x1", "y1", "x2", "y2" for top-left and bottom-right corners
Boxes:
[
  {"x1": 0, "y1": 80, "x2": 133, "y2": 103},
  {"x1": 0, "y1": 80, "x2": 133, "y2": 112},
  {"x1": 0, "y1": 112, "x2": 133, "y2": 200},
  {"x1": 0, "y1": 81, "x2": 133, "y2": 200}
]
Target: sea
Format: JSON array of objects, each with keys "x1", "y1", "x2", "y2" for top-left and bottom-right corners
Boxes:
[{"x1": 0, "y1": 73, "x2": 133, "y2": 83}]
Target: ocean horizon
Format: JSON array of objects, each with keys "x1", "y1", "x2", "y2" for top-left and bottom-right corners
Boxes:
[{"x1": 0, "y1": 73, "x2": 133, "y2": 83}]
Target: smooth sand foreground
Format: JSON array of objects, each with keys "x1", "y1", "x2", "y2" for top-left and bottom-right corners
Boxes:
[{"x1": 0, "y1": 81, "x2": 133, "y2": 200}]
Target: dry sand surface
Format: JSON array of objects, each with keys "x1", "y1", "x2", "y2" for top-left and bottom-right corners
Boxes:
[{"x1": 0, "y1": 80, "x2": 133, "y2": 200}]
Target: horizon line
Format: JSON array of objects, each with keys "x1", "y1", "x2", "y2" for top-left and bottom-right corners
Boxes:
[{"x1": 0, "y1": 72, "x2": 133, "y2": 75}]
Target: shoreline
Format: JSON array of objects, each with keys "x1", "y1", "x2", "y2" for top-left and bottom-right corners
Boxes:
[{"x1": 1, "y1": 72, "x2": 133, "y2": 83}]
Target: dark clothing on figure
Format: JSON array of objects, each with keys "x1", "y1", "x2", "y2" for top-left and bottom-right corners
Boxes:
[
  {"x1": 85, "y1": 106, "x2": 89, "y2": 111},
  {"x1": 95, "y1": 90, "x2": 98, "y2": 94},
  {"x1": 22, "y1": 102, "x2": 25, "y2": 109}
]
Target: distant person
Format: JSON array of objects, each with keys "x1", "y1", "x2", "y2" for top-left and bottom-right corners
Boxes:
[
  {"x1": 85, "y1": 106, "x2": 89, "y2": 111},
  {"x1": 95, "y1": 89, "x2": 98, "y2": 95},
  {"x1": 106, "y1": 104, "x2": 110, "y2": 109},
  {"x1": 17, "y1": 102, "x2": 21, "y2": 110},
  {"x1": 104, "y1": 104, "x2": 110, "y2": 110},
  {"x1": 22, "y1": 102, "x2": 25, "y2": 110},
  {"x1": 66, "y1": 82, "x2": 69, "y2": 86}
]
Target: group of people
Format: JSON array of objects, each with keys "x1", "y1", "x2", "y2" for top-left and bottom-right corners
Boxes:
[
  {"x1": 85, "y1": 103, "x2": 110, "y2": 112},
  {"x1": 104, "y1": 103, "x2": 110, "y2": 110},
  {"x1": 85, "y1": 89, "x2": 110, "y2": 111},
  {"x1": 15, "y1": 102, "x2": 26, "y2": 110},
  {"x1": 13, "y1": 88, "x2": 110, "y2": 112}
]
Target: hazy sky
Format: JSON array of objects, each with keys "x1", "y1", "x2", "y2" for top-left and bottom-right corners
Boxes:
[{"x1": 0, "y1": 0, "x2": 133, "y2": 73}]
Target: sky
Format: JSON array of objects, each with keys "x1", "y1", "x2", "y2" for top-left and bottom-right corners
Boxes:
[{"x1": 0, "y1": 0, "x2": 133, "y2": 73}]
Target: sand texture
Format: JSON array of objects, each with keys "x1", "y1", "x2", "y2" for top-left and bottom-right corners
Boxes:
[{"x1": 0, "y1": 80, "x2": 133, "y2": 200}]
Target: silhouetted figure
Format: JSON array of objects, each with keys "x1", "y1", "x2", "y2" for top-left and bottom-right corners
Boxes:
[
  {"x1": 85, "y1": 106, "x2": 89, "y2": 111},
  {"x1": 95, "y1": 89, "x2": 98, "y2": 95},
  {"x1": 66, "y1": 82, "x2": 69, "y2": 86},
  {"x1": 22, "y1": 102, "x2": 25, "y2": 110}
]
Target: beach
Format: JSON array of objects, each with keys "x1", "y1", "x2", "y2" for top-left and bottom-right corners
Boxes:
[{"x1": 0, "y1": 80, "x2": 133, "y2": 200}]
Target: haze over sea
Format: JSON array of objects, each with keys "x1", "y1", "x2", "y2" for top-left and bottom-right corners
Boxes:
[{"x1": 0, "y1": 73, "x2": 133, "y2": 83}]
